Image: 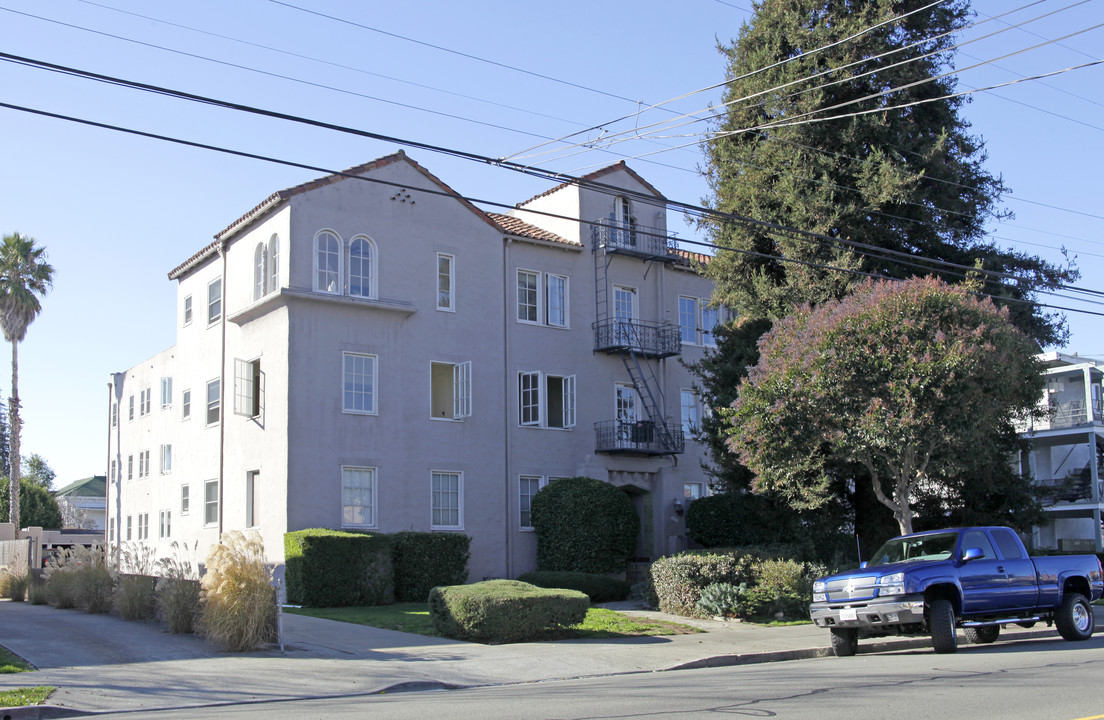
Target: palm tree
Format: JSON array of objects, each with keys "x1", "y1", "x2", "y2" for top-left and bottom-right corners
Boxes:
[{"x1": 0, "y1": 233, "x2": 54, "y2": 529}]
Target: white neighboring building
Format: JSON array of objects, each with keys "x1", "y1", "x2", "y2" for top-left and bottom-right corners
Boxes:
[
  {"x1": 1018, "y1": 352, "x2": 1104, "y2": 552},
  {"x1": 106, "y1": 152, "x2": 721, "y2": 580}
]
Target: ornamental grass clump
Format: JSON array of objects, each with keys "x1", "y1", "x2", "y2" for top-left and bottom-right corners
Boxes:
[
  {"x1": 0, "y1": 567, "x2": 29, "y2": 601},
  {"x1": 198, "y1": 531, "x2": 275, "y2": 651},
  {"x1": 156, "y1": 541, "x2": 201, "y2": 634},
  {"x1": 42, "y1": 549, "x2": 80, "y2": 609},
  {"x1": 114, "y1": 543, "x2": 158, "y2": 621}
]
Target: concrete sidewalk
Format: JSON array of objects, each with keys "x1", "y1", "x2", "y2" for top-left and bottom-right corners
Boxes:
[{"x1": 0, "y1": 600, "x2": 1066, "y2": 717}]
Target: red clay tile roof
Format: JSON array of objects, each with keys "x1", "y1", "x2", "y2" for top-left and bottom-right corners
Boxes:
[
  {"x1": 487, "y1": 213, "x2": 576, "y2": 246},
  {"x1": 516, "y1": 161, "x2": 666, "y2": 208}
]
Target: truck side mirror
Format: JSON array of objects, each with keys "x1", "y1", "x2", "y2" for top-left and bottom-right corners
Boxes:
[{"x1": 962, "y1": 547, "x2": 984, "y2": 562}]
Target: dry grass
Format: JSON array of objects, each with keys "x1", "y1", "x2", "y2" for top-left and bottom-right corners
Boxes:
[
  {"x1": 157, "y1": 541, "x2": 201, "y2": 634},
  {"x1": 198, "y1": 531, "x2": 275, "y2": 651},
  {"x1": 0, "y1": 568, "x2": 29, "y2": 601}
]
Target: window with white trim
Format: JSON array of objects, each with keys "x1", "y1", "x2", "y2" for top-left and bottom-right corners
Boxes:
[
  {"x1": 431, "y1": 471, "x2": 462, "y2": 529},
  {"x1": 181, "y1": 484, "x2": 190, "y2": 515},
  {"x1": 431, "y1": 361, "x2": 472, "y2": 420},
  {"x1": 315, "y1": 230, "x2": 342, "y2": 294},
  {"x1": 546, "y1": 274, "x2": 568, "y2": 327},
  {"x1": 182, "y1": 389, "x2": 191, "y2": 420},
  {"x1": 159, "y1": 510, "x2": 171, "y2": 539},
  {"x1": 234, "y1": 358, "x2": 262, "y2": 418},
  {"x1": 342, "y1": 352, "x2": 377, "y2": 414},
  {"x1": 206, "y1": 379, "x2": 221, "y2": 426},
  {"x1": 207, "y1": 278, "x2": 222, "y2": 325},
  {"x1": 127, "y1": 454, "x2": 133, "y2": 481},
  {"x1": 684, "y1": 483, "x2": 705, "y2": 501},
  {"x1": 139, "y1": 387, "x2": 151, "y2": 416},
  {"x1": 342, "y1": 466, "x2": 376, "y2": 528},
  {"x1": 160, "y1": 377, "x2": 172, "y2": 409},
  {"x1": 126, "y1": 515, "x2": 132, "y2": 541},
  {"x1": 518, "y1": 371, "x2": 575, "y2": 429},
  {"x1": 183, "y1": 295, "x2": 193, "y2": 326},
  {"x1": 204, "y1": 479, "x2": 219, "y2": 526},
  {"x1": 246, "y1": 471, "x2": 259, "y2": 528},
  {"x1": 516, "y1": 269, "x2": 569, "y2": 327},
  {"x1": 160, "y1": 444, "x2": 172, "y2": 475},
  {"x1": 678, "y1": 295, "x2": 724, "y2": 347},
  {"x1": 111, "y1": 402, "x2": 118, "y2": 427},
  {"x1": 137, "y1": 513, "x2": 149, "y2": 540},
  {"x1": 519, "y1": 475, "x2": 567, "y2": 529},
  {"x1": 110, "y1": 459, "x2": 117, "y2": 484},
  {"x1": 268, "y1": 235, "x2": 279, "y2": 294},
  {"x1": 139, "y1": 450, "x2": 150, "y2": 478},
  {"x1": 348, "y1": 236, "x2": 375, "y2": 298},
  {"x1": 437, "y1": 253, "x2": 454, "y2": 311},
  {"x1": 254, "y1": 236, "x2": 280, "y2": 300},
  {"x1": 613, "y1": 195, "x2": 637, "y2": 246},
  {"x1": 128, "y1": 394, "x2": 134, "y2": 421},
  {"x1": 701, "y1": 303, "x2": 719, "y2": 347},
  {"x1": 517, "y1": 269, "x2": 539, "y2": 323},
  {"x1": 254, "y1": 243, "x2": 266, "y2": 300},
  {"x1": 680, "y1": 389, "x2": 700, "y2": 437}
]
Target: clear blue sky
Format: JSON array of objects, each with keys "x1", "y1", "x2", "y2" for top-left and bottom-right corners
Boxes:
[{"x1": 0, "y1": 0, "x2": 1100, "y2": 485}]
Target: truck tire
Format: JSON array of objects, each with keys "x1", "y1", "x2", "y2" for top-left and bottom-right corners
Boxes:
[
  {"x1": 964, "y1": 625, "x2": 1000, "y2": 644},
  {"x1": 929, "y1": 598, "x2": 958, "y2": 654},
  {"x1": 830, "y1": 628, "x2": 858, "y2": 657},
  {"x1": 1056, "y1": 592, "x2": 1094, "y2": 641}
]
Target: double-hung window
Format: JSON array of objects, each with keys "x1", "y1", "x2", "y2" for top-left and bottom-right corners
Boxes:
[
  {"x1": 234, "y1": 358, "x2": 262, "y2": 418},
  {"x1": 138, "y1": 450, "x2": 150, "y2": 478},
  {"x1": 206, "y1": 379, "x2": 221, "y2": 425},
  {"x1": 246, "y1": 471, "x2": 260, "y2": 528},
  {"x1": 160, "y1": 444, "x2": 172, "y2": 474},
  {"x1": 111, "y1": 402, "x2": 118, "y2": 427},
  {"x1": 204, "y1": 479, "x2": 219, "y2": 526},
  {"x1": 516, "y1": 269, "x2": 569, "y2": 327},
  {"x1": 160, "y1": 377, "x2": 172, "y2": 409},
  {"x1": 139, "y1": 388, "x2": 151, "y2": 416},
  {"x1": 207, "y1": 278, "x2": 222, "y2": 325},
  {"x1": 437, "y1": 253, "x2": 454, "y2": 311},
  {"x1": 182, "y1": 389, "x2": 191, "y2": 420},
  {"x1": 342, "y1": 352, "x2": 378, "y2": 414},
  {"x1": 518, "y1": 371, "x2": 575, "y2": 429},
  {"x1": 431, "y1": 471, "x2": 462, "y2": 529},
  {"x1": 342, "y1": 466, "x2": 376, "y2": 528},
  {"x1": 159, "y1": 510, "x2": 171, "y2": 539},
  {"x1": 138, "y1": 513, "x2": 149, "y2": 540},
  {"x1": 128, "y1": 394, "x2": 134, "y2": 421},
  {"x1": 127, "y1": 454, "x2": 134, "y2": 481},
  {"x1": 680, "y1": 389, "x2": 700, "y2": 437},
  {"x1": 181, "y1": 485, "x2": 190, "y2": 515},
  {"x1": 183, "y1": 295, "x2": 193, "y2": 326},
  {"x1": 678, "y1": 295, "x2": 723, "y2": 347},
  {"x1": 431, "y1": 361, "x2": 472, "y2": 420}
]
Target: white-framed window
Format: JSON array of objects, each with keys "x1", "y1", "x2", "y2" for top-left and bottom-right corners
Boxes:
[
  {"x1": 206, "y1": 379, "x2": 221, "y2": 426},
  {"x1": 234, "y1": 358, "x2": 262, "y2": 418},
  {"x1": 613, "y1": 285, "x2": 636, "y2": 344},
  {"x1": 139, "y1": 387, "x2": 151, "y2": 416},
  {"x1": 342, "y1": 466, "x2": 376, "y2": 529},
  {"x1": 138, "y1": 513, "x2": 149, "y2": 540},
  {"x1": 181, "y1": 484, "x2": 190, "y2": 515},
  {"x1": 254, "y1": 243, "x2": 266, "y2": 301},
  {"x1": 127, "y1": 454, "x2": 134, "y2": 482},
  {"x1": 254, "y1": 235, "x2": 280, "y2": 300},
  {"x1": 314, "y1": 230, "x2": 342, "y2": 294},
  {"x1": 204, "y1": 479, "x2": 219, "y2": 526},
  {"x1": 612, "y1": 195, "x2": 637, "y2": 246},
  {"x1": 517, "y1": 269, "x2": 539, "y2": 323},
  {"x1": 616, "y1": 383, "x2": 639, "y2": 444},
  {"x1": 437, "y1": 253, "x2": 454, "y2": 311},
  {"x1": 342, "y1": 352, "x2": 378, "y2": 415},
  {"x1": 684, "y1": 483, "x2": 705, "y2": 502},
  {"x1": 138, "y1": 450, "x2": 150, "y2": 478},
  {"x1": 108, "y1": 518, "x2": 115, "y2": 544},
  {"x1": 519, "y1": 475, "x2": 565, "y2": 529},
  {"x1": 183, "y1": 295, "x2": 193, "y2": 326},
  {"x1": 246, "y1": 471, "x2": 260, "y2": 528},
  {"x1": 678, "y1": 296, "x2": 723, "y2": 347},
  {"x1": 431, "y1": 361, "x2": 472, "y2": 420},
  {"x1": 126, "y1": 515, "x2": 132, "y2": 541},
  {"x1": 159, "y1": 510, "x2": 171, "y2": 539},
  {"x1": 160, "y1": 444, "x2": 172, "y2": 475},
  {"x1": 516, "y1": 269, "x2": 569, "y2": 327},
  {"x1": 680, "y1": 389, "x2": 700, "y2": 437},
  {"x1": 110, "y1": 459, "x2": 117, "y2": 483},
  {"x1": 431, "y1": 471, "x2": 463, "y2": 529},
  {"x1": 701, "y1": 302, "x2": 719, "y2": 347},
  {"x1": 111, "y1": 402, "x2": 118, "y2": 427},
  {"x1": 207, "y1": 278, "x2": 222, "y2": 325},
  {"x1": 128, "y1": 394, "x2": 134, "y2": 421},
  {"x1": 348, "y1": 236, "x2": 376, "y2": 298},
  {"x1": 182, "y1": 389, "x2": 191, "y2": 420},
  {"x1": 160, "y1": 377, "x2": 173, "y2": 409},
  {"x1": 268, "y1": 235, "x2": 279, "y2": 294},
  {"x1": 518, "y1": 371, "x2": 575, "y2": 429}
]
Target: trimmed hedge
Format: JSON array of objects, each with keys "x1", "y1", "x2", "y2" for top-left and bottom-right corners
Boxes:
[
  {"x1": 650, "y1": 552, "x2": 755, "y2": 616},
  {"x1": 390, "y1": 532, "x2": 471, "y2": 602},
  {"x1": 516, "y1": 571, "x2": 631, "y2": 603},
  {"x1": 685, "y1": 492, "x2": 801, "y2": 549},
  {"x1": 284, "y1": 529, "x2": 394, "y2": 607},
  {"x1": 428, "y1": 580, "x2": 589, "y2": 643},
  {"x1": 530, "y1": 476, "x2": 639, "y2": 574}
]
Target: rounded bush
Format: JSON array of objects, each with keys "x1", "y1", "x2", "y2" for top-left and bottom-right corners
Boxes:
[
  {"x1": 428, "y1": 580, "x2": 589, "y2": 643},
  {"x1": 530, "y1": 477, "x2": 639, "y2": 574},
  {"x1": 517, "y1": 571, "x2": 630, "y2": 603}
]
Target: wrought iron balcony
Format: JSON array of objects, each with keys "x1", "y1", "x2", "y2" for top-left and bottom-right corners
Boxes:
[
  {"x1": 593, "y1": 319, "x2": 681, "y2": 358},
  {"x1": 594, "y1": 420, "x2": 685, "y2": 455},
  {"x1": 592, "y1": 220, "x2": 678, "y2": 259}
]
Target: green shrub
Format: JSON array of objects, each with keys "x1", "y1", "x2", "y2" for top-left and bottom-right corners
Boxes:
[
  {"x1": 516, "y1": 571, "x2": 630, "y2": 603},
  {"x1": 631, "y1": 579, "x2": 657, "y2": 609},
  {"x1": 76, "y1": 549, "x2": 115, "y2": 614},
  {"x1": 530, "y1": 477, "x2": 639, "y2": 574},
  {"x1": 198, "y1": 531, "x2": 276, "y2": 651},
  {"x1": 284, "y1": 529, "x2": 394, "y2": 607},
  {"x1": 114, "y1": 543, "x2": 158, "y2": 620},
  {"x1": 649, "y1": 553, "x2": 755, "y2": 616},
  {"x1": 0, "y1": 568, "x2": 29, "y2": 601},
  {"x1": 695, "y1": 582, "x2": 751, "y2": 618},
  {"x1": 157, "y1": 541, "x2": 201, "y2": 634},
  {"x1": 685, "y1": 492, "x2": 802, "y2": 549},
  {"x1": 390, "y1": 532, "x2": 469, "y2": 602},
  {"x1": 428, "y1": 580, "x2": 589, "y2": 643},
  {"x1": 745, "y1": 559, "x2": 825, "y2": 620}
]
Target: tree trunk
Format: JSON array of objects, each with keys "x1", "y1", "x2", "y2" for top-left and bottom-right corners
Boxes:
[{"x1": 8, "y1": 340, "x2": 19, "y2": 529}]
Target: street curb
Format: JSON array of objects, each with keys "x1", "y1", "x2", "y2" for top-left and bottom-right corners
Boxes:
[{"x1": 0, "y1": 706, "x2": 86, "y2": 720}]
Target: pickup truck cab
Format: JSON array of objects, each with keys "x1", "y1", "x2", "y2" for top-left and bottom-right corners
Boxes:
[{"x1": 809, "y1": 526, "x2": 1104, "y2": 656}]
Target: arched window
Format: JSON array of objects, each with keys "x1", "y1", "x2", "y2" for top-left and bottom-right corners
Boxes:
[
  {"x1": 267, "y1": 235, "x2": 279, "y2": 294},
  {"x1": 348, "y1": 236, "x2": 375, "y2": 298},
  {"x1": 314, "y1": 230, "x2": 342, "y2": 294},
  {"x1": 253, "y1": 243, "x2": 265, "y2": 300}
]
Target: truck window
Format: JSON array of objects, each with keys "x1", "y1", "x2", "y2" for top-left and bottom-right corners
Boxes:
[
  {"x1": 991, "y1": 528, "x2": 1025, "y2": 560},
  {"x1": 960, "y1": 530, "x2": 997, "y2": 560},
  {"x1": 868, "y1": 532, "x2": 957, "y2": 566}
]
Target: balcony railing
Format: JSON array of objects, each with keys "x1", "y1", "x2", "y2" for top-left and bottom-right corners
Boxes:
[
  {"x1": 1016, "y1": 399, "x2": 1104, "y2": 433},
  {"x1": 593, "y1": 319, "x2": 681, "y2": 358},
  {"x1": 594, "y1": 420, "x2": 685, "y2": 455},
  {"x1": 592, "y1": 220, "x2": 678, "y2": 258},
  {"x1": 1036, "y1": 472, "x2": 1103, "y2": 505}
]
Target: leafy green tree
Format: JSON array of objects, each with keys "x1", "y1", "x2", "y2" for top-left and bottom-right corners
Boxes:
[
  {"x1": 727, "y1": 277, "x2": 1043, "y2": 535},
  {"x1": 22, "y1": 453, "x2": 55, "y2": 490},
  {"x1": 0, "y1": 477, "x2": 62, "y2": 529},
  {"x1": 0, "y1": 232, "x2": 54, "y2": 528},
  {"x1": 701, "y1": 0, "x2": 1075, "y2": 345},
  {"x1": 530, "y1": 477, "x2": 639, "y2": 574}
]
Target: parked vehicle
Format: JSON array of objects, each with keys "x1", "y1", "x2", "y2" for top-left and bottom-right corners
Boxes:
[{"x1": 809, "y1": 526, "x2": 1103, "y2": 656}]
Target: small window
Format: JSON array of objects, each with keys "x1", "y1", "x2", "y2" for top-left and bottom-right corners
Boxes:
[
  {"x1": 138, "y1": 513, "x2": 149, "y2": 540},
  {"x1": 206, "y1": 379, "x2": 221, "y2": 426},
  {"x1": 207, "y1": 278, "x2": 222, "y2": 325},
  {"x1": 431, "y1": 361, "x2": 472, "y2": 420},
  {"x1": 128, "y1": 394, "x2": 134, "y2": 421},
  {"x1": 110, "y1": 459, "x2": 117, "y2": 483},
  {"x1": 204, "y1": 479, "x2": 219, "y2": 526},
  {"x1": 437, "y1": 253, "x2": 454, "y2": 311},
  {"x1": 517, "y1": 270, "x2": 539, "y2": 323},
  {"x1": 160, "y1": 444, "x2": 172, "y2": 475},
  {"x1": 139, "y1": 388, "x2": 151, "y2": 416},
  {"x1": 431, "y1": 471, "x2": 462, "y2": 529},
  {"x1": 246, "y1": 471, "x2": 260, "y2": 528},
  {"x1": 111, "y1": 402, "x2": 118, "y2": 427},
  {"x1": 126, "y1": 515, "x2": 132, "y2": 541},
  {"x1": 315, "y1": 230, "x2": 342, "y2": 294},
  {"x1": 518, "y1": 371, "x2": 574, "y2": 428},
  {"x1": 254, "y1": 243, "x2": 266, "y2": 300},
  {"x1": 681, "y1": 390, "x2": 700, "y2": 436},
  {"x1": 139, "y1": 450, "x2": 150, "y2": 478},
  {"x1": 183, "y1": 295, "x2": 193, "y2": 326},
  {"x1": 127, "y1": 454, "x2": 134, "y2": 481},
  {"x1": 342, "y1": 466, "x2": 376, "y2": 528},
  {"x1": 159, "y1": 510, "x2": 171, "y2": 539},
  {"x1": 546, "y1": 274, "x2": 568, "y2": 327},
  {"x1": 160, "y1": 377, "x2": 173, "y2": 409},
  {"x1": 268, "y1": 235, "x2": 279, "y2": 294},
  {"x1": 519, "y1": 475, "x2": 548, "y2": 529},
  {"x1": 684, "y1": 483, "x2": 704, "y2": 501},
  {"x1": 234, "y1": 358, "x2": 262, "y2": 418},
  {"x1": 349, "y1": 236, "x2": 375, "y2": 298},
  {"x1": 181, "y1": 484, "x2": 190, "y2": 515},
  {"x1": 518, "y1": 371, "x2": 540, "y2": 426},
  {"x1": 182, "y1": 389, "x2": 191, "y2": 420},
  {"x1": 343, "y1": 352, "x2": 377, "y2": 415}
]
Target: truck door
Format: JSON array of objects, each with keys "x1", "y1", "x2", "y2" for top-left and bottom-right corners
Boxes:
[
  {"x1": 958, "y1": 529, "x2": 1006, "y2": 614},
  {"x1": 989, "y1": 527, "x2": 1039, "y2": 611}
]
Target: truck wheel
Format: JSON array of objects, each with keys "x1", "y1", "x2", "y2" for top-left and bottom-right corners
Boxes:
[
  {"x1": 964, "y1": 625, "x2": 1000, "y2": 644},
  {"x1": 1056, "y1": 592, "x2": 1094, "y2": 641},
  {"x1": 929, "y1": 598, "x2": 958, "y2": 654},
  {"x1": 830, "y1": 628, "x2": 858, "y2": 657}
]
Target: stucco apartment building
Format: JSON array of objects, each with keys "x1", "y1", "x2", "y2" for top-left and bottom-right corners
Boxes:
[{"x1": 105, "y1": 152, "x2": 722, "y2": 581}]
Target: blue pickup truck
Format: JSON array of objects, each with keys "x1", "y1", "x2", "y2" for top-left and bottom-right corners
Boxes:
[{"x1": 809, "y1": 526, "x2": 1104, "y2": 656}]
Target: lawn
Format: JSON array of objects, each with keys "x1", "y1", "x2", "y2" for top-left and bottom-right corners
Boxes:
[
  {"x1": 284, "y1": 603, "x2": 700, "y2": 640},
  {"x1": 0, "y1": 645, "x2": 34, "y2": 674},
  {"x1": 0, "y1": 686, "x2": 55, "y2": 707}
]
